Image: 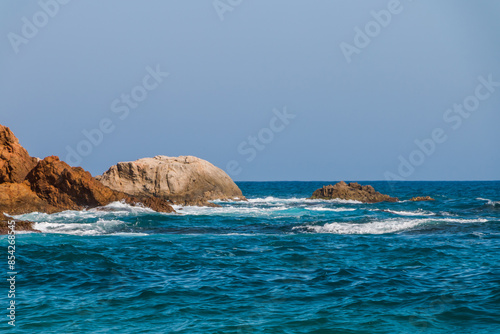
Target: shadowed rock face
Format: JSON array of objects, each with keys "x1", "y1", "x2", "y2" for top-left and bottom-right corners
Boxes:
[
  {"x1": 97, "y1": 155, "x2": 246, "y2": 206},
  {"x1": 310, "y1": 181, "x2": 399, "y2": 203},
  {"x1": 0, "y1": 125, "x2": 38, "y2": 183}
]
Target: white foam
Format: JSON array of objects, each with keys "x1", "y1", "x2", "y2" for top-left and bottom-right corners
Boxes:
[
  {"x1": 99, "y1": 201, "x2": 155, "y2": 213},
  {"x1": 435, "y1": 218, "x2": 488, "y2": 223},
  {"x1": 173, "y1": 204, "x2": 289, "y2": 216},
  {"x1": 300, "y1": 219, "x2": 425, "y2": 234},
  {"x1": 305, "y1": 207, "x2": 356, "y2": 212},
  {"x1": 12, "y1": 201, "x2": 165, "y2": 236},
  {"x1": 298, "y1": 217, "x2": 491, "y2": 235},
  {"x1": 33, "y1": 218, "x2": 125, "y2": 236},
  {"x1": 246, "y1": 197, "x2": 362, "y2": 204},
  {"x1": 176, "y1": 197, "x2": 362, "y2": 217},
  {"x1": 13, "y1": 201, "x2": 162, "y2": 223},
  {"x1": 210, "y1": 197, "x2": 246, "y2": 202},
  {"x1": 477, "y1": 198, "x2": 500, "y2": 206},
  {"x1": 386, "y1": 209, "x2": 435, "y2": 216},
  {"x1": 224, "y1": 233, "x2": 267, "y2": 236},
  {"x1": 13, "y1": 231, "x2": 37, "y2": 234}
]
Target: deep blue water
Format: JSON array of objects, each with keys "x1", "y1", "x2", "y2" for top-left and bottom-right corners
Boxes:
[{"x1": 3, "y1": 181, "x2": 500, "y2": 333}]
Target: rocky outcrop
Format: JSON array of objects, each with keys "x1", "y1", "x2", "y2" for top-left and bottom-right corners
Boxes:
[
  {"x1": 0, "y1": 125, "x2": 176, "y2": 234},
  {"x1": 97, "y1": 155, "x2": 246, "y2": 206},
  {"x1": 0, "y1": 182, "x2": 60, "y2": 215},
  {"x1": 409, "y1": 196, "x2": 435, "y2": 202},
  {"x1": 0, "y1": 213, "x2": 38, "y2": 234},
  {"x1": 0, "y1": 125, "x2": 38, "y2": 183},
  {"x1": 25, "y1": 156, "x2": 176, "y2": 213},
  {"x1": 310, "y1": 181, "x2": 399, "y2": 203}
]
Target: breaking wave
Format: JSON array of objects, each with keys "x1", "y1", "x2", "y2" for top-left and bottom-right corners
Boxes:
[
  {"x1": 478, "y1": 197, "x2": 500, "y2": 207},
  {"x1": 297, "y1": 217, "x2": 490, "y2": 235}
]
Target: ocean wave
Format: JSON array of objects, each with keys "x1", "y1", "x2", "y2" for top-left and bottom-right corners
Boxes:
[
  {"x1": 385, "y1": 209, "x2": 435, "y2": 216},
  {"x1": 298, "y1": 217, "x2": 490, "y2": 235},
  {"x1": 477, "y1": 198, "x2": 500, "y2": 207},
  {"x1": 304, "y1": 207, "x2": 357, "y2": 212},
  {"x1": 245, "y1": 197, "x2": 363, "y2": 204},
  {"x1": 174, "y1": 200, "x2": 359, "y2": 216},
  {"x1": 99, "y1": 200, "x2": 156, "y2": 213},
  {"x1": 436, "y1": 218, "x2": 489, "y2": 223},
  {"x1": 33, "y1": 219, "x2": 127, "y2": 236},
  {"x1": 105, "y1": 232, "x2": 149, "y2": 237},
  {"x1": 13, "y1": 201, "x2": 162, "y2": 222},
  {"x1": 299, "y1": 219, "x2": 426, "y2": 234},
  {"x1": 13, "y1": 201, "x2": 166, "y2": 236},
  {"x1": 173, "y1": 204, "x2": 290, "y2": 216}
]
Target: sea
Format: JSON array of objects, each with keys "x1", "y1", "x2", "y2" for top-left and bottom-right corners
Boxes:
[{"x1": 4, "y1": 181, "x2": 500, "y2": 333}]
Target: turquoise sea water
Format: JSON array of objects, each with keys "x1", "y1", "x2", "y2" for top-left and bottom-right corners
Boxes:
[{"x1": 4, "y1": 181, "x2": 500, "y2": 333}]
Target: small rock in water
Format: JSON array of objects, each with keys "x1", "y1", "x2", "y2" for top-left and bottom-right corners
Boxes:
[
  {"x1": 309, "y1": 181, "x2": 399, "y2": 203},
  {"x1": 409, "y1": 196, "x2": 435, "y2": 202}
]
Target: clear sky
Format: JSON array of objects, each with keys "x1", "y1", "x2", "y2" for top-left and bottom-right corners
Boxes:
[{"x1": 1, "y1": 0, "x2": 499, "y2": 181}]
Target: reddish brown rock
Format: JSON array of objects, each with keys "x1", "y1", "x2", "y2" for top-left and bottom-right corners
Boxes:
[
  {"x1": 25, "y1": 156, "x2": 175, "y2": 213},
  {"x1": 0, "y1": 158, "x2": 176, "y2": 233},
  {"x1": 26, "y1": 156, "x2": 121, "y2": 211},
  {"x1": 0, "y1": 182, "x2": 59, "y2": 215},
  {"x1": 0, "y1": 125, "x2": 176, "y2": 234},
  {"x1": 310, "y1": 181, "x2": 399, "y2": 203},
  {"x1": 0, "y1": 213, "x2": 38, "y2": 234},
  {"x1": 409, "y1": 196, "x2": 435, "y2": 202},
  {"x1": 0, "y1": 125, "x2": 38, "y2": 184}
]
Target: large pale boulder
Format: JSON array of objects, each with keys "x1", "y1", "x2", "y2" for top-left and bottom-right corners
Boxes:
[{"x1": 96, "y1": 156, "x2": 246, "y2": 206}]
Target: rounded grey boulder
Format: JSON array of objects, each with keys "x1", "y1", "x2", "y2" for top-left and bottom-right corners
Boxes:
[{"x1": 96, "y1": 155, "x2": 246, "y2": 206}]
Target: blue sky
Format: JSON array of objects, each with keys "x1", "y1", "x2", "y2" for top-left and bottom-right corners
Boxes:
[{"x1": 1, "y1": 0, "x2": 499, "y2": 181}]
